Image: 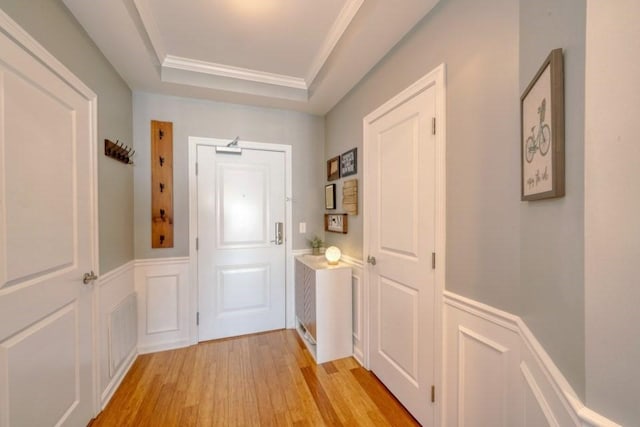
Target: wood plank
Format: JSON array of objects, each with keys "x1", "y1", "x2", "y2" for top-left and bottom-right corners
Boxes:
[
  {"x1": 93, "y1": 329, "x2": 418, "y2": 426},
  {"x1": 351, "y1": 367, "x2": 421, "y2": 427},
  {"x1": 342, "y1": 178, "x2": 358, "y2": 215},
  {"x1": 300, "y1": 365, "x2": 344, "y2": 426},
  {"x1": 151, "y1": 120, "x2": 174, "y2": 248}
]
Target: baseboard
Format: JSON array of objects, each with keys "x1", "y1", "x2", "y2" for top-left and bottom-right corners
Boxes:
[
  {"x1": 100, "y1": 349, "x2": 137, "y2": 409},
  {"x1": 137, "y1": 338, "x2": 192, "y2": 355},
  {"x1": 443, "y1": 291, "x2": 620, "y2": 427}
]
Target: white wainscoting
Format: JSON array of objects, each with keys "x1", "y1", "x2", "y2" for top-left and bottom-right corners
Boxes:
[
  {"x1": 97, "y1": 261, "x2": 137, "y2": 409},
  {"x1": 135, "y1": 257, "x2": 190, "y2": 354},
  {"x1": 443, "y1": 291, "x2": 620, "y2": 427},
  {"x1": 341, "y1": 255, "x2": 365, "y2": 365}
]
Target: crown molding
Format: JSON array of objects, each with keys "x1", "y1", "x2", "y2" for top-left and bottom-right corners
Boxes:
[
  {"x1": 305, "y1": 0, "x2": 365, "y2": 86},
  {"x1": 132, "y1": 0, "x2": 361, "y2": 93},
  {"x1": 162, "y1": 55, "x2": 308, "y2": 91},
  {"x1": 133, "y1": 0, "x2": 166, "y2": 64}
]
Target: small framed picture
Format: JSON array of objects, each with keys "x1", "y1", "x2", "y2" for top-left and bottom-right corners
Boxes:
[
  {"x1": 325, "y1": 184, "x2": 336, "y2": 209},
  {"x1": 521, "y1": 48, "x2": 565, "y2": 201},
  {"x1": 327, "y1": 156, "x2": 340, "y2": 181},
  {"x1": 340, "y1": 148, "x2": 357, "y2": 177},
  {"x1": 325, "y1": 214, "x2": 348, "y2": 234}
]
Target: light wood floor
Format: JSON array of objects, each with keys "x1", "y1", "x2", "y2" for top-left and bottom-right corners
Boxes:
[{"x1": 93, "y1": 329, "x2": 419, "y2": 426}]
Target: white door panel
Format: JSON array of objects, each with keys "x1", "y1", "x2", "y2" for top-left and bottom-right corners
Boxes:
[
  {"x1": 366, "y1": 85, "x2": 436, "y2": 425},
  {"x1": 0, "y1": 21, "x2": 96, "y2": 427},
  {"x1": 198, "y1": 146, "x2": 286, "y2": 341},
  {"x1": 218, "y1": 164, "x2": 268, "y2": 247}
]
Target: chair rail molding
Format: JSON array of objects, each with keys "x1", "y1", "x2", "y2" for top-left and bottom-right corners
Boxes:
[{"x1": 443, "y1": 291, "x2": 621, "y2": 427}]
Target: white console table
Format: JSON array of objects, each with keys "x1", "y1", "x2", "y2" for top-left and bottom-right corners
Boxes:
[{"x1": 294, "y1": 255, "x2": 352, "y2": 363}]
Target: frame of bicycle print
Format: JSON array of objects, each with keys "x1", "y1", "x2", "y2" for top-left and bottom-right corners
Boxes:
[{"x1": 521, "y1": 48, "x2": 565, "y2": 201}]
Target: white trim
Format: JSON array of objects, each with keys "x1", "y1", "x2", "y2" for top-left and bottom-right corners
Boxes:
[
  {"x1": 188, "y1": 137, "x2": 294, "y2": 342},
  {"x1": 0, "y1": 9, "x2": 101, "y2": 417},
  {"x1": 578, "y1": 407, "x2": 622, "y2": 427},
  {"x1": 100, "y1": 349, "x2": 137, "y2": 409},
  {"x1": 305, "y1": 0, "x2": 365, "y2": 85},
  {"x1": 132, "y1": 0, "x2": 166, "y2": 64},
  {"x1": 444, "y1": 291, "x2": 621, "y2": 427},
  {"x1": 444, "y1": 291, "x2": 520, "y2": 333},
  {"x1": 340, "y1": 254, "x2": 364, "y2": 269},
  {"x1": 521, "y1": 362, "x2": 560, "y2": 427},
  {"x1": 98, "y1": 260, "x2": 136, "y2": 286},
  {"x1": 163, "y1": 55, "x2": 307, "y2": 90},
  {"x1": 138, "y1": 338, "x2": 192, "y2": 355},
  {"x1": 134, "y1": 257, "x2": 190, "y2": 268},
  {"x1": 362, "y1": 64, "x2": 446, "y2": 426},
  {"x1": 133, "y1": 0, "x2": 363, "y2": 91},
  {"x1": 0, "y1": 10, "x2": 96, "y2": 100},
  {"x1": 292, "y1": 248, "x2": 312, "y2": 256}
]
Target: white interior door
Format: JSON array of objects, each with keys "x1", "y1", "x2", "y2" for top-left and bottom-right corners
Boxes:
[
  {"x1": 365, "y1": 84, "x2": 437, "y2": 425},
  {"x1": 197, "y1": 145, "x2": 286, "y2": 341},
  {"x1": 0, "y1": 22, "x2": 97, "y2": 427}
]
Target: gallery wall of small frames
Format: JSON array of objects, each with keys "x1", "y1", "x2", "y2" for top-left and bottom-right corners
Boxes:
[{"x1": 325, "y1": 148, "x2": 358, "y2": 233}]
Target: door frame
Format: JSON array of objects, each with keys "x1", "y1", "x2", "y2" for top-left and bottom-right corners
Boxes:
[
  {"x1": 362, "y1": 64, "x2": 446, "y2": 426},
  {"x1": 187, "y1": 137, "x2": 293, "y2": 344},
  {"x1": 0, "y1": 8, "x2": 100, "y2": 418}
]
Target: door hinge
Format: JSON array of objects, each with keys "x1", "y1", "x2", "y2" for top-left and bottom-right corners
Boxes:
[
  {"x1": 431, "y1": 385, "x2": 435, "y2": 402},
  {"x1": 432, "y1": 252, "x2": 436, "y2": 269},
  {"x1": 432, "y1": 117, "x2": 436, "y2": 135},
  {"x1": 195, "y1": 162, "x2": 198, "y2": 176},
  {"x1": 197, "y1": 312, "x2": 200, "y2": 325},
  {"x1": 196, "y1": 237, "x2": 199, "y2": 250}
]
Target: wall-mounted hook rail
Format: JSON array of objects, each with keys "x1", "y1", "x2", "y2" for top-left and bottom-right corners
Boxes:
[
  {"x1": 104, "y1": 139, "x2": 135, "y2": 165},
  {"x1": 151, "y1": 120, "x2": 174, "y2": 248}
]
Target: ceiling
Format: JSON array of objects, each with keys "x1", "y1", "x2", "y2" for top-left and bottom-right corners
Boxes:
[{"x1": 63, "y1": 0, "x2": 439, "y2": 115}]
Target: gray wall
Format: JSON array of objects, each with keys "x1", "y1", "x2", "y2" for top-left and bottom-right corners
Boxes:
[
  {"x1": 326, "y1": 0, "x2": 522, "y2": 312},
  {"x1": 326, "y1": 0, "x2": 587, "y2": 397},
  {"x1": 0, "y1": 0, "x2": 134, "y2": 273},
  {"x1": 133, "y1": 92, "x2": 325, "y2": 259},
  {"x1": 585, "y1": 1, "x2": 640, "y2": 425},
  {"x1": 519, "y1": 0, "x2": 586, "y2": 400}
]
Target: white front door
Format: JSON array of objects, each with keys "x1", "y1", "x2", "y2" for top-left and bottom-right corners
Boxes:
[
  {"x1": 197, "y1": 145, "x2": 286, "y2": 341},
  {"x1": 365, "y1": 80, "x2": 438, "y2": 425},
  {"x1": 0, "y1": 19, "x2": 97, "y2": 427}
]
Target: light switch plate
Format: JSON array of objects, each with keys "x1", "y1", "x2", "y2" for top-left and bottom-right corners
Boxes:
[{"x1": 299, "y1": 222, "x2": 306, "y2": 233}]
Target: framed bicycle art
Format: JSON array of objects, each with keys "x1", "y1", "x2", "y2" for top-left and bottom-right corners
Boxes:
[{"x1": 521, "y1": 48, "x2": 565, "y2": 201}]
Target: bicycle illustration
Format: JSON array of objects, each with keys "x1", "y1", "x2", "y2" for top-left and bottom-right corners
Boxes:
[{"x1": 525, "y1": 98, "x2": 551, "y2": 163}]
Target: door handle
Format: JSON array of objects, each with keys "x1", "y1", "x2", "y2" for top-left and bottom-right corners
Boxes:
[
  {"x1": 271, "y1": 222, "x2": 284, "y2": 245},
  {"x1": 83, "y1": 270, "x2": 98, "y2": 284},
  {"x1": 367, "y1": 255, "x2": 377, "y2": 266}
]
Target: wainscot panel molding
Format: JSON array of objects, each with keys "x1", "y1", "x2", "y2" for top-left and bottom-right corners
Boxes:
[
  {"x1": 135, "y1": 257, "x2": 190, "y2": 354},
  {"x1": 339, "y1": 255, "x2": 364, "y2": 365},
  {"x1": 443, "y1": 291, "x2": 621, "y2": 427},
  {"x1": 97, "y1": 261, "x2": 137, "y2": 409}
]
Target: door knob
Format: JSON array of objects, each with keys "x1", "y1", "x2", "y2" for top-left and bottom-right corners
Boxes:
[
  {"x1": 83, "y1": 270, "x2": 98, "y2": 284},
  {"x1": 367, "y1": 255, "x2": 377, "y2": 266},
  {"x1": 270, "y1": 222, "x2": 284, "y2": 245}
]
